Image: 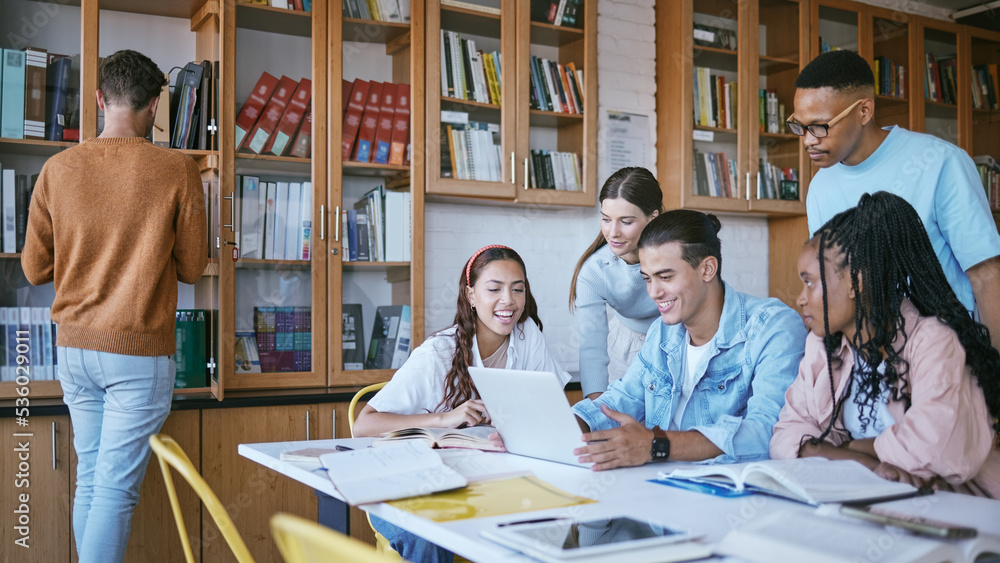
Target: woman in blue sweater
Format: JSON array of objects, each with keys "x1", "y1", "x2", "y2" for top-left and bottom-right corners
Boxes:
[{"x1": 570, "y1": 167, "x2": 663, "y2": 398}]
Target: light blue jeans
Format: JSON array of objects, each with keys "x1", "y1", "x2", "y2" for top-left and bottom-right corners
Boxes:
[
  {"x1": 370, "y1": 514, "x2": 453, "y2": 563},
  {"x1": 57, "y1": 347, "x2": 174, "y2": 563}
]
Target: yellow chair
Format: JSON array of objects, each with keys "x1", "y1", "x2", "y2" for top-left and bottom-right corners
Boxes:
[
  {"x1": 271, "y1": 512, "x2": 403, "y2": 563},
  {"x1": 148, "y1": 434, "x2": 255, "y2": 563},
  {"x1": 348, "y1": 383, "x2": 402, "y2": 559}
]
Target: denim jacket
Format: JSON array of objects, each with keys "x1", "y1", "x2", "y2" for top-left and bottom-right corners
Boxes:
[{"x1": 573, "y1": 282, "x2": 806, "y2": 464}]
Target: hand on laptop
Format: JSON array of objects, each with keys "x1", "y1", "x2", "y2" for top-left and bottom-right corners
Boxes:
[
  {"x1": 443, "y1": 399, "x2": 491, "y2": 428},
  {"x1": 573, "y1": 404, "x2": 654, "y2": 471}
]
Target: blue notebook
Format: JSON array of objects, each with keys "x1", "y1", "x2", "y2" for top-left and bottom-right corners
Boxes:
[{"x1": 1, "y1": 49, "x2": 27, "y2": 139}]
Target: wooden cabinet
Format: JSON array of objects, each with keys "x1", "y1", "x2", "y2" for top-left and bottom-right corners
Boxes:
[
  {"x1": 425, "y1": 0, "x2": 597, "y2": 207},
  {"x1": 656, "y1": 0, "x2": 808, "y2": 217},
  {"x1": 0, "y1": 414, "x2": 71, "y2": 562},
  {"x1": 965, "y1": 27, "x2": 1000, "y2": 218}
]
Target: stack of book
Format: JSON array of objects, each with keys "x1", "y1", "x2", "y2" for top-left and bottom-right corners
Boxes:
[
  {"x1": 692, "y1": 23, "x2": 737, "y2": 51},
  {"x1": 234, "y1": 175, "x2": 314, "y2": 261},
  {"x1": 528, "y1": 55, "x2": 583, "y2": 114},
  {"x1": 692, "y1": 149, "x2": 737, "y2": 198},
  {"x1": 0, "y1": 166, "x2": 37, "y2": 253},
  {"x1": 527, "y1": 149, "x2": 582, "y2": 191},
  {"x1": 758, "y1": 159, "x2": 799, "y2": 201},
  {"x1": 972, "y1": 63, "x2": 999, "y2": 111},
  {"x1": 758, "y1": 89, "x2": 783, "y2": 134},
  {"x1": 0, "y1": 48, "x2": 82, "y2": 142},
  {"x1": 342, "y1": 0, "x2": 411, "y2": 21},
  {"x1": 874, "y1": 56, "x2": 906, "y2": 99},
  {"x1": 241, "y1": 0, "x2": 313, "y2": 12},
  {"x1": 440, "y1": 30, "x2": 502, "y2": 105},
  {"x1": 235, "y1": 72, "x2": 312, "y2": 158},
  {"x1": 529, "y1": 0, "x2": 584, "y2": 28},
  {"x1": 341, "y1": 184, "x2": 412, "y2": 263},
  {"x1": 0, "y1": 307, "x2": 57, "y2": 382},
  {"x1": 924, "y1": 52, "x2": 958, "y2": 105},
  {"x1": 341, "y1": 79, "x2": 411, "y2": 165},
  {"x1": 253, "y1": 306, "x2": 312, "y2": 373},
  {"x1": 441, "y1": 111, "x2": 502, "y2": 181},
  {"x1": 693, "y1": 67, "x2": 736, "y2": 129},
  {"x1": 975, "y1": 155, "x2": 999, "y2": 208}
]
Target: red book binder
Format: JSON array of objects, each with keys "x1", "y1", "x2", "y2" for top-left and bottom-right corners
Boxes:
[
  {"x1": 234, "y1": 71, "x2": 279, "y2": 150},
  {"x1": 264, "y1": 78, "x2": 311, "y2": 156},
  {"x1": 242, "y1": 75, "x2": 297, "y2": 153},
  {"x1": 341, "y1": 79, "x2": 370, "y2": 160},
  {"x1": 388, "y1": 83, "x2": 410, "y2": 166},
  {"x1": 372, "y1": 82, "x2": 396, "y2": 165},
  {"x1": 352, "y1": 81, "x2": 382, "y2": 163},
  {"x1": 290, "y1": 104, "x2": 312, "y2": 158}
]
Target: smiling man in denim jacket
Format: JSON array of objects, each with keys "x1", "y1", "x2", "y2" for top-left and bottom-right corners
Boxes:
[{"x1": 572, "y1": 210, "x2": 806, "y2": 470}]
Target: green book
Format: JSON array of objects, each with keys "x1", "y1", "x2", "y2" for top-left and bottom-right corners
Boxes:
[
  {"x1": 1, "y1": 49, "x2": 27, "y2": 139},
  {"x1": 174, "y1": 310, "x2": 207, "y2": 389}
]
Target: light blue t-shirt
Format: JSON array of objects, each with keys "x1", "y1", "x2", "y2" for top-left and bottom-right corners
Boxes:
[{"x1": 807, "y1": 126, "x2": 1000, "y2": 313}]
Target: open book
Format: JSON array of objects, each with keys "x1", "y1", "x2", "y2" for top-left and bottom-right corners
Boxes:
[
  {"x1": 373, "y1": 425, "x2": 503, "y2": 452},
  {"x1": 660, "y1": 458, "x2": 917, "y2": 505},
  {"x1": 319, "y1": 441, "x2": 467, "y2": 505},
  {"x1": 715, "y1": 510, "x2": 1000, "y2": 563}
]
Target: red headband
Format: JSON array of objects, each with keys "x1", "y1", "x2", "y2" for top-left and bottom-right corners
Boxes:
[{"x1": 466, "y1": 245, "x2": 512, "y2": 287}]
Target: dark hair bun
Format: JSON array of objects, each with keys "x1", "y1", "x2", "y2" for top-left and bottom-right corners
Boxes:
[{"x1": 706, "y1": 213, "x2": 722, "y2": 234}]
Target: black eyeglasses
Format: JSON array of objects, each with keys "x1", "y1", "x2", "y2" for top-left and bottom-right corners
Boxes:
[{"x1": 785, "y1": 99, "x2": 865, "y2": 138}]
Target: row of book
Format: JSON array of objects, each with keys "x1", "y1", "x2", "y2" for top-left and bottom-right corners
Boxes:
[
  {"x1": 972, "y1": 64, "x2": 999, "y2": 111},
  {"x1": 440, "y1": 30, "x2": 502, "y2": 105},
  {"x1": 0, "y1": 47, "x2": 80, "y2": 142},
  {"x1": 235, "y1": 72, "x2": 313, "y2": 158},
  {"x1": 925, "y1": 52, "x2": 958, "y2": 105},
  {"x1": 693, "y1": 67, "x2": 736, "y2": 129},
  {"x1": 174, "y1": 309, "x2": 214, "y2": 389},
  {"x1": 758, "y1": 89, "x2": 783, "y2": 134},
  {"x1": 0, "y1": 307, "x2": 56, "y2": 382},
  {"x1": 251, "y1": 306, "x2": 312, "y2": 373},
  {"x1": 529, "y1": 0, "x2": 584, "y2": 28},
  {"x1": 528, "y1": 150, "x2": 583, "y2": 191},
  {"x1": 157, "y1": 60, "x2": 219, "y2": 151},
  {"x1": 976, "y1": 155, "x2": 999, "y2": 209},
  {"x1": 874, "y1": 56, "x2": 906, "y2": 99},
  {"x1": 242, "y1": 0, "x2": 313, "y2": 10},
  {"x1": 528, "y1": 55, "x2": 584, "y2": 114},
  {"x1": 342, "y1": 304, "x2": 412, "y2": 370},
  {"x1": 341, "y1": 79, "x2": 411, "y2": 165},
  {"x1": 342, "y1": 0, "x2": 412, "y2": 22},
  {"x1": 442, "y1": 113, "x2": 502, "y2": 181},
  {"x1": 234, "y1": 175, "x2": 314, "y2": 261},
  {"x1": 758, "y1": 160, "x2": 799, "y2": 201},
  {"x1": 692, "y1": 149, "x2": 737, "y2": 198},
  {"x1": 342, "y1": 185, "x2": 412, "y2": 262},
  {"x1": 0, "y1": 167, "x2": 36, "y2": 254}
]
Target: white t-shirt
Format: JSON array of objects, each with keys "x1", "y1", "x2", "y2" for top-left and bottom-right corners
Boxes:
[
  {"x1": 670, "y1": 336, "x2": 713, "y2": 430},
  {"x1": 843, "y1": 358, "x2": 895, "y2": 440},
  {"x1": 366, "y1": 319, "x2": 571, "y2": 415}
]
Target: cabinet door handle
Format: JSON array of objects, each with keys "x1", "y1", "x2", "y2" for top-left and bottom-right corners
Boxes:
[
  {"x1": 510, "y1": 152, "x2": 516, "y2": 184},
  {"x1": 333, "y1": 206, "x2": 340, "y2": 243},
  {"x1": 756, "y1": 172, "x2": 762, "y2": 200},
  {"x1": 223, "y1": 191, "x2": 235, "y2": 232},
  {"x1": 305, "y1": 410, "x2": 311, "y2": 441},
  {"x1": 319, "y1": 204, "x2": 325, "y2": 241},
  {"x1": 524, "y1": 158, "x2": 529, "y2": 189},
  {"x1": 745, "y1": 172, "x2": 751, "y2": 202},
  {"x1": 52, "y1": 421, "x2": 57, "y2": 471},
  {"x1": 331, "y1": 409, "x2": 337, "y2": 439}
]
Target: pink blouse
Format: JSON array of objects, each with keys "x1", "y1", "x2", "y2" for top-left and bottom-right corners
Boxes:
[{"x1": 770, "y1": 300, "x2": 1000, "y2": 498}]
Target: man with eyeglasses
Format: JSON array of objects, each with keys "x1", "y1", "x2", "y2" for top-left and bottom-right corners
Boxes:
[{"x1": 791, "y1": 50, "x2": 1000, "y2": 351}]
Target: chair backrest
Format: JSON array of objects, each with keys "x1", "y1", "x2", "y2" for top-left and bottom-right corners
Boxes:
[
  {"x1": 148, "y1": 434, "x2": 256, "y2": 563},
  {"x1": 348, "y1": 382, "x2": 388, "y2": 437},
  {"x1": 271, "y1": 513, "x2": 401, "y2": 563}
]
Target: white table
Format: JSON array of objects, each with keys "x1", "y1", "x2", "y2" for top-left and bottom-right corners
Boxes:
[{"x1": 239, "y1": 439, "x2": 1000, "y2": 563}]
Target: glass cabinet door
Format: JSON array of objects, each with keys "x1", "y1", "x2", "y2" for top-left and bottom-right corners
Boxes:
[{"x1": 918, "y1": 20, "x2": 961, "y2": 145}]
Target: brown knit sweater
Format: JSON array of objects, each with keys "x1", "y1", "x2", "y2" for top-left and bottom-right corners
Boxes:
[{"x1": 22, "y1": 137, "x2": 208, "y2": 356}]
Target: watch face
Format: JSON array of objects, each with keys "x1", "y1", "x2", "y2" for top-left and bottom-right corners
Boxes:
[{"x1": 651, "y1": 438, "x2": 670, "y2": 460}]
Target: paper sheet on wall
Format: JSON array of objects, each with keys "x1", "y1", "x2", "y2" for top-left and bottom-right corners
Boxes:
[{"x1": 603, "y1": 110, "x2": 650, "y2": 183}]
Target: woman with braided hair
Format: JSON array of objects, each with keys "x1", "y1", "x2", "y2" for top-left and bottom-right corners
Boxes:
[
  {"x1": 356, "y1": 245, "x2": 570, "y2": 562},
  {"x1": 771, "y1": 191, "x2": 1000, "y2": 497}
]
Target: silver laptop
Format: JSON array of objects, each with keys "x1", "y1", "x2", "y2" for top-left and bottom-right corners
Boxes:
[{"x1": 468, "y1": 367, "x2": 590, "y2": 468}]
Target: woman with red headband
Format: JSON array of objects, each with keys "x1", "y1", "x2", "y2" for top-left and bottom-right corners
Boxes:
[{"x1": 354, "y1": 245, "x2": 570, "y2": 563}]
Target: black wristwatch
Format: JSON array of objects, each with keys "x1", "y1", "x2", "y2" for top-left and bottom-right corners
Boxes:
[{"x1": 650, "y1": 426, "x2": 671, "y2": 461}]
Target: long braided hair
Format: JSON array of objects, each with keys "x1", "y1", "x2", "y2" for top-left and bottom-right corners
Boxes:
[
  {"x1": 808, "y1": 191, "x2": 1000, "y2": 445},
  {"x1": 435, "y1": 246, "x2": 542, "y2": 411}
]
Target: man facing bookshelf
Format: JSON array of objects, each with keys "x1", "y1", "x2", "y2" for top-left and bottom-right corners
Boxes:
[{"x1": 21, "y1": 49, "x2": 208, "y2": 563}]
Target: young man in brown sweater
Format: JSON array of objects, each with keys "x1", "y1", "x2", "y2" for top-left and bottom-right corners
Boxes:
[{"x1": 21, "y1": 50, "x2": 207, "y2": 563}]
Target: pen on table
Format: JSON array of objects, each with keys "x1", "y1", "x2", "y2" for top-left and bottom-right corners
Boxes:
[
  {"x1": 498, "y1": 517, "x2": 565, "y2": 527},
  {"x1": 335, "y1": 445, "x2": 354, "y2": 452},
  {"x1": 841, "y1": 486, "x2": 934, "y2": 507}
]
